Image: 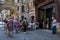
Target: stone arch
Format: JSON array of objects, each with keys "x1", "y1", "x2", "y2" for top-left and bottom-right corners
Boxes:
[{"x1": 0, "y1": 5, "x2": 17, "y2": 19}]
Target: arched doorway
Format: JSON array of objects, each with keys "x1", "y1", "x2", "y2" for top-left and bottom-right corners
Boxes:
[{"x1": 38, "y1": 3, "x2": 55, "y2": 29}]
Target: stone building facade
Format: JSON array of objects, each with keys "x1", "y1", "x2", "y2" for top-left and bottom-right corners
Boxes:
[
  {"x1": 27, "y1": 0, "x2": 35, "y2": 23},
  {"x1": 0, "y1": 0, "x2": 30, "y2": 21}
]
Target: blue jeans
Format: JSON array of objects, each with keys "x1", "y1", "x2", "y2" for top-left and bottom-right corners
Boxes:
[{"x1": 52, "y1": 26, "x2": 56, "y2": 34}]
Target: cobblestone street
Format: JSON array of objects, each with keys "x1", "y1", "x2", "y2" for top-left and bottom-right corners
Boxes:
[{"x1": 0, "y1": 28, "x2": 60, "y2": 40}]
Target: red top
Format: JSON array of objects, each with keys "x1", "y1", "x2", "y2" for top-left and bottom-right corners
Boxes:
[{"x1": 5, "y1": 23, "x2": 9, "y2": 29}]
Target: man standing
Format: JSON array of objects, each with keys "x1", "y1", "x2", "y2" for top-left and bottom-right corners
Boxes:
[
  {"x1": 22, "y1": 18, "x2": 28, "y2": 33},
  {"x1": 52, "y1": 17, "x2": 57, "y2": 34}
]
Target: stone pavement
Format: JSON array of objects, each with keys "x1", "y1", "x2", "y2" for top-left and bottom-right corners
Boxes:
[{"x1": 0, "y1": 28, "x2": 60, "y2": 40}]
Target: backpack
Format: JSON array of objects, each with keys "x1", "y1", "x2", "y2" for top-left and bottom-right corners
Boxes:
[{"x1": 22, "y1": 20, "x2": 28, "y2": 26}]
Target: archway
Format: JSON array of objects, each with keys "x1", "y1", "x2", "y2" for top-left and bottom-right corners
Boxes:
[{"x1": 0, "y1": 5, "x2": 17, "y2": 21}]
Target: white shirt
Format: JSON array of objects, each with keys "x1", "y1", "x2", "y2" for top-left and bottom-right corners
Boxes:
[
  {"x1": 52, "y1": 19, "x2": 57, "y2": 26},
  {"x1": 29, "y1": 23, "x2": 33, "y2": 26}
]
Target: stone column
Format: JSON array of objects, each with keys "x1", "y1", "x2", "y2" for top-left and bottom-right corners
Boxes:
[
  {"x1": 35, "y1": 5, "x2": 39, "y2": 22},
  {"x1": 54, "y1": 0, "x2": 60, "y2": 33}
]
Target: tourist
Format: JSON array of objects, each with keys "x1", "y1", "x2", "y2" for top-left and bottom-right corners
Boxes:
[
  {"x1": 8, "y1": 17, "x2": 13, "y2": 37},
  {"x1": 52, "y1": 17, "x2": 57, "y2": 34},
  {"x1": 22, "y1": 18, "x2": 28, "y2": 33}
]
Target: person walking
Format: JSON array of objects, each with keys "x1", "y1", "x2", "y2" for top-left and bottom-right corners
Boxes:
[{"x1": 8, "y1": 17, "x2": 13, "y2": 37}]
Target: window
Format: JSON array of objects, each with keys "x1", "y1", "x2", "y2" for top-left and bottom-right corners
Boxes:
[
  {"x1": 17, "y1": 0, "x2": 19, "y2": 3},
  {"x1": 21, "y1": 5, "x2": 25, "y2": 12},
  {"x1": 17, "y1": 6, "x2": 19, "y2": 11}
]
